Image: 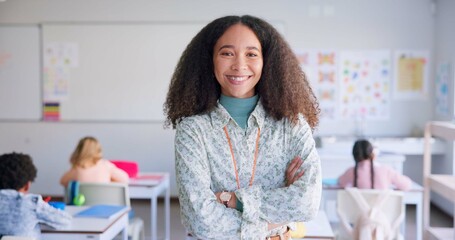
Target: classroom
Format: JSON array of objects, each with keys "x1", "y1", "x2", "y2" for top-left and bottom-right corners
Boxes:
[{"x1": 0, "y1": 0, "x2": 454, "y2": 239}]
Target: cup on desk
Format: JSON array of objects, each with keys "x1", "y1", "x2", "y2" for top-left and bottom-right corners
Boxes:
[{"x1": 48, "y1": 201, "x2": 66, "y2": 210}]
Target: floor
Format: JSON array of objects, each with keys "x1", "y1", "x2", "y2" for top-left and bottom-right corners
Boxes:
[{"x1": 132, "y1": 198, "x2": 453, "y2": 240}]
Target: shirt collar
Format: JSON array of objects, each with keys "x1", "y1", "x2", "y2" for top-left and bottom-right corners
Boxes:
[{"x1": 210, "y1": 98, "x2": 266, "y2": 130}]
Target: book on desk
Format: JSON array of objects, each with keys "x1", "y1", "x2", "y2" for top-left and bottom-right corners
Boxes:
[
  {"x1": 74, "y1": 204, "x2": 128, "y2": 220},
  {"x1": 322, "y1": 178, "x2": 338, "y2": 187}
]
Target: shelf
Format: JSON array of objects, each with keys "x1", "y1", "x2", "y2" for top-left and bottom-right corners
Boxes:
[
  {"x1": 424, "y1": 121, "x2": 455, "y2": 240},
  {"x1": 428, "y1": 121, "x2": 455, "y2": 140},
  {"x1": 428, "y1": 175, "x2": 455, "y2": 201},
  {"x1": 427, "y1": 227, "x2": 454, "y2": 240}
]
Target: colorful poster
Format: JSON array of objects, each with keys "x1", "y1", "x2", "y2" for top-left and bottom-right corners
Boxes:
[
  {"x1": 295, "y1": 49, "x2": 338, "y2": 120},
  {"x1": 43, "y1": 42, "x2": 78, "y2": 101},
  {"x1": 393, "y1": 50, "x2": 430, "y2": 99},
  {"x1": 43, "y1": 102, "x2": 60, "y2": 121},
  {"x1": 43, "y1": 67, "x2": 70, "y2": 101},
  {"x1": 338, "y1": 50, "x2": 391, "y2": 120},
  {"x1": 435, "y1": 63, "x2": 451, "y2": 116},
  {"x1": 43, "y1": 42, "x2": 79, "y2": 68}
]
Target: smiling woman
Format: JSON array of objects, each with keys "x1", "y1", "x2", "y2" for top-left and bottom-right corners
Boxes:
[{"x1": 164, "y1": 15, "x2": 321, "y2": 240}]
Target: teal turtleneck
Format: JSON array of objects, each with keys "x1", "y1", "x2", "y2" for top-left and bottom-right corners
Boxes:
[{"x1": 219, "y1": 94, "x2": 259, "y2": 129}]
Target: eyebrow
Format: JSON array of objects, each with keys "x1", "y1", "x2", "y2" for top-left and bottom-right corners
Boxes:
[{"x1": 218, "y1": 45, "x2": 261, "y2": 52}]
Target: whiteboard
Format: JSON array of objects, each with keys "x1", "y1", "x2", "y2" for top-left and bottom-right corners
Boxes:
[
  {"x1": 42, "y1": 23, "x2": 204, "y2": 121},
  {"x1": 0, "y1": 25, "x2": 41, "y2": 120}
]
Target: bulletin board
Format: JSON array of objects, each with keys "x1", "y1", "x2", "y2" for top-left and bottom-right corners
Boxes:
[
  {"x1": 41, "y1": 23, "x2": 204, "y2": 122},
  {"x1": 0, "y1": 25, "x2": 41, "y2": 120}
]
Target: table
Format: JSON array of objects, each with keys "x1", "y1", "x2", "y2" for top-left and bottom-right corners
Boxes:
[
  {"x1": 298, "y1": 211, "x2": 335, "y2": 239},
  {"x1": 41, "y1": 206, "x2": 129, "y2": 240},
  {"x1": 128, "y1": 172, "x2": 170, "y2": 240},
  {"x1": 322, "y1": 181, "x2": 423, "y2": 240}
]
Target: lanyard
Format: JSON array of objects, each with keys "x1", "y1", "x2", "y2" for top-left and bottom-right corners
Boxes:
[{"x1": 223, "y1": 126, "x2": 260, "y2": 189}]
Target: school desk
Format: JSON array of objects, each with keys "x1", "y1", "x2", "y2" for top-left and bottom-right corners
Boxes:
[
  {"x1": 41, "y1": 205, "x2": 130, "y2": 240},
  {"x1": 322, "y1": 180, "x2": 423, "y2": 240},
  {"x1": 297, "y1": 211, "x2": 335, "y2": 239},
  {"x1": 128, "y1": 172, "x2": 170, "y2": 240}
]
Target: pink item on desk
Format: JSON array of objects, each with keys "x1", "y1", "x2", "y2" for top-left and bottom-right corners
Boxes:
[
  {"x1": 129, "y1": 173, "x2": 165, "y2": 186},
  {"x1": 134, "y1": 175, "x2": 164, "y2": 180},
  {"x1": 110, "y1": 160, "x2": 139, "y2": 178}
]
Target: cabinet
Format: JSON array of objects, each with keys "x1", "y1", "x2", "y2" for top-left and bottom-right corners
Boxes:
[{"x1": 423, "y1": 121, "x2": 455, "y2": 239}]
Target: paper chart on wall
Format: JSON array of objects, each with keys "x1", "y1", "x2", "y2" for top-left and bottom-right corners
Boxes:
[
  {"x1": 43, "y1": 42, "x2": 79, "y2": 101},
  {"x1": 435, "y1": 62, "x2": 451, "y2": 116},
  {"x1": 338, "y1": 50, "x2": 391, "y2": 120},
  {"x1": 295, "y1": 49, "x2": 338, "y2": 120},
  {"x1": 393, "y1": 50, "x2": 430, "y2": 100}
]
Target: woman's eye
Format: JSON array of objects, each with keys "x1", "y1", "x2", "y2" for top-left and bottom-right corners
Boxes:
[
  {"x1": 247, "y1": 52, "x2": 259, "y2": 57},
  {"x1": 220, "y1": 52, "x2": 233, "y2": 56}
]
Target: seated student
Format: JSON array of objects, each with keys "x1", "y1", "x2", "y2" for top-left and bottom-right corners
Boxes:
[
  {"x1": 0, "y1": 152, "x2": 72, "y2": 238},
  {"x1": 60, "y1": 136, "x2": 129, "y2": 187},
  {"x1": 338, "y1": 139, "x2": 412, "y2": 191}
]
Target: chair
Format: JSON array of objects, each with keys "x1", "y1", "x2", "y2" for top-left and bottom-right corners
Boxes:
[
  {"x1": 336, "y1": 188, "x2": 405, "y2": 240},
  {"x1": 65, "y1": 182, "x2": 145, "y2": 240}
]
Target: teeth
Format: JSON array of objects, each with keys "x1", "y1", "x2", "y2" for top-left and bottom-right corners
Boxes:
[{"x1": 227, "y1": 76, "x2": 248, "y2": 81}]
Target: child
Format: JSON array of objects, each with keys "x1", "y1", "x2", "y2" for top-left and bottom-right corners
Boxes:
[
  {"x1": 338, "y1": 139, "x2": 412, "y2": 190},
  {"x1": 60, "y1": 136, "x2": 129, "y2": 187},
  {"x1": 0, "y1": 152, "x2": 72, "y2": 238}
]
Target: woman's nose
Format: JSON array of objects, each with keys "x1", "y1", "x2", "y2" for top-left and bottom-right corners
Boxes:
[{"x1": 231, "y1": 57, "x2": 247, "y2": 70}]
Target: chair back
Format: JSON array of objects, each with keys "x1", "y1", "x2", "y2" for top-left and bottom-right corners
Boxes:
[
  {"x1": 336, "y1": 188, "x2": 404, "y2": 240},
  {"x1": 63, "y1": 182, "x2": 144, "y2": 240},
  {"x1": 65, "y1": 182, "x2": 130, "y2": 206}
]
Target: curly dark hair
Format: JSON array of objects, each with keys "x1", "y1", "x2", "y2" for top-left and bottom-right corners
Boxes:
[
  {"x1": 0, "y1": 152, "x2": 37, "y2": 190},
  {"x1": 164, "y1": 15, "x2": 319, "y2": 129}
]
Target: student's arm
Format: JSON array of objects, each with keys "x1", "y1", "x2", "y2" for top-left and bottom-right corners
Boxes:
[
  {"x1": 387, "y1": 166, "x2": 412, "y2": 191},
  {"x1": 338, "y1": 168, "x2": 354, "y2": 188},
  {"x1": 106, "y1": 160, "x2": 129, "y2": 183},
  {"x1": 59, "y1": 168, "x2": 76, "y2": 187},
  {"x1": 34, "y1": 195, "x2": 72, "y2": 229}
]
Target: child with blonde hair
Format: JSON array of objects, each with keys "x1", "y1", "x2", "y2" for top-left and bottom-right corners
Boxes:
[{"x1": 60, "y1": 136, "x2": 129, "y2": 187}]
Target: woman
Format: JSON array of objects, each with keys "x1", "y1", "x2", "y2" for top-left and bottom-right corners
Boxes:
[{"x1": 165, "y1": 15, "x2": 321, "y2": 239}]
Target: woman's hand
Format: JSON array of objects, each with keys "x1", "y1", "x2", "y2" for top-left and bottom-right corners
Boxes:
[{"x1": 286, "y1": 156, "x2": 304, "y2": 186}]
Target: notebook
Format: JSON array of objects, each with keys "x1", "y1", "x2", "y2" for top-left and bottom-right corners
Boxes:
[{"x1": 74, "y1": 204, "x2": 127, "y2": 219}]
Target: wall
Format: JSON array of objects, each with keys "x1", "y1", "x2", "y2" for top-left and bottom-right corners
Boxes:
[{"x1": 0, "y1": 0, "x2": 436, "y2": 196}]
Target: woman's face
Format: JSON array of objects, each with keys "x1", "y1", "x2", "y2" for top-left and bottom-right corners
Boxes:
[{"x1": 213, "y1": 24, "x2": 263, "y2": 98}]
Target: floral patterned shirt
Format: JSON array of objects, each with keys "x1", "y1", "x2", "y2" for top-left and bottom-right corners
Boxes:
[
  {"x1": 0, "y1": 189, "x2": 72, "y2": 239},
  {"x1": 175, "y1": 101, "x2": 321, "y2": 239}
]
